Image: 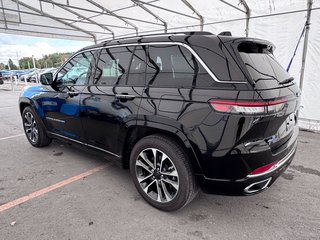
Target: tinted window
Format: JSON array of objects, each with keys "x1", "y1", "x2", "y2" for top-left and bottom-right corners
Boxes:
[
  {"x1": 57, "y1": 51, "x2": 94, "y2": 85},
  {"x1": 146, "y1": 45, "x2": 212, "y2": 88},
  {"x1": 190, "y1": 37, "x2": 247, "y2": 82},
  {"x1": 94, "y1": 47, "x2": 134, "y2": 86},
  {"x1": 127, "y1": 46, "x2": 147, "y2": 86},
  {"x1": 238, "y1": 42, "x2": 291, "y2": 83}
]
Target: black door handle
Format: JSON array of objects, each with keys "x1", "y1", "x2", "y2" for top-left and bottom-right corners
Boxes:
[
  {"x1": 115, "y1": 94, "x2": 135, "y2": 101},
  {"x1": 67, "y1": 91, "x2": 80, "y2": 97}
]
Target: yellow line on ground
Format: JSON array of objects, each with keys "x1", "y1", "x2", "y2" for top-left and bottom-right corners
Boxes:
[
  {"x1": 0, "y1": 164, "x2": 109, "y2": 213},
  {"x1": 0, "y1": 134, "x2": 25, "y2": 141}
]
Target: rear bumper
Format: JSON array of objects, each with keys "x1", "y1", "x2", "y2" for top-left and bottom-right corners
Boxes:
[{"x1": 196, "y1": 139, "x2": 297, "y2": 195}]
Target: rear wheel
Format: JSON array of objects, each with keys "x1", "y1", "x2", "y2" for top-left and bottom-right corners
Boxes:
[
  {"x1": 130, "y1": 134, "x2": 198, "y2": 211},
  {"x1": 22, "y1": 106, "x2": 51, "y2": 147}
]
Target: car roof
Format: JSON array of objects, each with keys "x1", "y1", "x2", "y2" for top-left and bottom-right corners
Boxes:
[{"x1": 79, "y1": 31, "x2": 217, "y2": 51}]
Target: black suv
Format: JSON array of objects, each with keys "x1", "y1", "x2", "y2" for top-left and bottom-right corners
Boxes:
[{"x1": 19, "y1": 31, "x2": 300, "y2": 211}]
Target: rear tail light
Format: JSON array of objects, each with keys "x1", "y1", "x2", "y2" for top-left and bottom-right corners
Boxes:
[
  {"x1": 249, "y1": 161, "x2": 278, "y2": 176},
  {"x1": 209, "y1": 98, "x2": 287, "y2": 115}
]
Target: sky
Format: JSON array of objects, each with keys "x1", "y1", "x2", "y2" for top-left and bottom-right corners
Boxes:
[{"x1": 0, "y1": 33, "x2": 93, "y2": 65}]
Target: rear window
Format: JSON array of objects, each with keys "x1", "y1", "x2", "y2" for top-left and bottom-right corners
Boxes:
[{"x1": 238, "y1": 42, "x2": 291, "y2": 84}]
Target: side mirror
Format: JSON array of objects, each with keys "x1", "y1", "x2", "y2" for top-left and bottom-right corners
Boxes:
[{"x1": 40, "y1": 72, "x2": 53, "y2": 85}]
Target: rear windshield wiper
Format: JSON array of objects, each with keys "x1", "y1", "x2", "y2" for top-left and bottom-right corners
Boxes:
[{"x1": 279, "y1": 77, "x2": 294, "y2": 85}]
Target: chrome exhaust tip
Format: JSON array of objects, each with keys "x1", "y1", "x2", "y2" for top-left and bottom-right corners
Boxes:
[{"x1": 244, "y1": 178, "x2": 272, "y2": 194}]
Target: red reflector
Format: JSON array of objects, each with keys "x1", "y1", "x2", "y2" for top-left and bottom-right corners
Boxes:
[{"x1": 250, "y1": 161, "x2": 278, "y2": 175}]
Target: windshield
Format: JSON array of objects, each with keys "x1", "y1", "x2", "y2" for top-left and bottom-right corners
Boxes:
[{"x1": 238, "y1": 42, "x2": 291, "y2": 84}]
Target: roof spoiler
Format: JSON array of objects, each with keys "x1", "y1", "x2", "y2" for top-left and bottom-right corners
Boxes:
[{"x1": 218, "y1": 31, "x2": 232, "y2": 36}]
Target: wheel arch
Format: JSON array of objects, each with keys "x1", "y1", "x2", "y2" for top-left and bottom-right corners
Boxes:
[
  {"x1": 122, "y1": 122, "x2": 203, "y2": 175},
  {"x1": 19, "y1": 97, "x2": 44, "y2": 119},
  {"x1": 19, "y1": 97, "x2": 33, "y2": 115}
]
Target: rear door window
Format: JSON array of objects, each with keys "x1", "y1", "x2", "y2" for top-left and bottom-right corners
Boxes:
[
  {"x1": 94, "y1": 47, "x2": 134, "y2": 86},
  {"x1": 146, "y1": 44, "x2": 213, "y2": 88},
  {"x1": 127, "y1": 46, "x2": 147, "y2": 86}
]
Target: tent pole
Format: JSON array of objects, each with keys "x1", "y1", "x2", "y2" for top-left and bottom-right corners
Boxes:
[
  {"x1": 40, "y1": 0, "x2": 164, "y2": 26},
  {"x1": 181, "y1": 0, "x2": 204, "y2": 31},
  {"x1": 219, "y1": 0, "x2": 246, "y2": 13},
  {"x1": 0, "y1": 0, "x2": 7, "y2": 29},
  {"x1": 240, "y1": 0, "x2": 250, "y2": 37},
  {"x1": 86, "y1": 0, "x2": 138, "y2": 36},
  {"x1": 131, "y1": 0, "x2": 167, "y2": 33},
  {"x1": 45, "y1": 0, "x2": 115, "y2": 39},
  {"x1": 299, "y1": 0, "x2": 313, "y2": 91},
  {"x1": 10, "y1": 0, "x2": 97, "y2": 43}
]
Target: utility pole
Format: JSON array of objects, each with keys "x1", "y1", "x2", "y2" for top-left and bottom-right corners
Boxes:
[
  {"x1": 32, "y1": 55, "x2": 36, "y2": 69},
  {"x1": 31, "y1": 55, "x2": 38, "y2": 83},
  {"x1": 16, "y1": 51, "x2": 20, "y2": 69}
]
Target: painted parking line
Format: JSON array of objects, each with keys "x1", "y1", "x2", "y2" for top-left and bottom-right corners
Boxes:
[
  {"x1": 0, "y1": 134, "x2": 25, "y2": 141},
  {"x1": 0, "y1": 164, "x2": 109, "y2": 213}
]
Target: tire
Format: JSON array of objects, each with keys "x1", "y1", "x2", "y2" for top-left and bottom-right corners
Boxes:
[
  {"x1": 130, "y1": 134, "x2": 198, "y2": 211},
  {"x1": 22, "y1": 106, "x2": 52, "y2": 147}
]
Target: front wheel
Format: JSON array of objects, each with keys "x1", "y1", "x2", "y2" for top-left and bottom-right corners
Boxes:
[
  {"x1": 130, "y1": 134, "x2": 198, "y2": 211},
  {"x1": 22, "y1": 106, "x2": 52, "y2": 147}
]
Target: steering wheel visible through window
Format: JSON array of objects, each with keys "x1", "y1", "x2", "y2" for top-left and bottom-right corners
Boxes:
[{"x1": 56, "y1": 51, "x2": 94, "y2": 87}]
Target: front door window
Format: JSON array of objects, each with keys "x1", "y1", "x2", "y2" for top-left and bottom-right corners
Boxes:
[{"x1": 56, "y1": 51, "x2": 95, "y2": 86}]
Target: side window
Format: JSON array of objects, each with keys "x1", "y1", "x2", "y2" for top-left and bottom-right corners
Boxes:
[
  {"x1": 94, "y1": 47, "x2": 134, "y2": 86},
  {"x1": 146, "y1": 45, "x2": 212, "y2": 88},
  {"x1": 57, "y1": 51, "x2": 94, "y2": 85},
  {"x1": 127, "y1": 46, "x2": 147, "y2": 86}
]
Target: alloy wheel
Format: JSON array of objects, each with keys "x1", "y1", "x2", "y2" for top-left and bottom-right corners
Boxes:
[
  {"x1": 24, "y1": 112, "x2": 39, "y2": 143},
  {"x1": 135, "y1": 148, "x2": 179, "y2": 203}
]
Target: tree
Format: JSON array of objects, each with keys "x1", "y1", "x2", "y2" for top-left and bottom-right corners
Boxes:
[
  {"x1": 8, "y1": 59, "x2": 18, "y2": 70},
  {"x1": 19, "y1": 57, "x2": 33, "y2": 69},
  {"x1": 17, "y1": 52, "x2": 73, "y2": 70},
  {"x1": 0, "y1": 63, "x2": 5, "y2": 70}
]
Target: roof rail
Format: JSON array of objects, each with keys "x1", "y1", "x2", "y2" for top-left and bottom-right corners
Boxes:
[{"x1": 103, "y1": 31, "x2": 214, "y2": 44}]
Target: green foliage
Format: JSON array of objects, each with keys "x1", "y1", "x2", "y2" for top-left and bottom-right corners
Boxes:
[
  {"x1": 19, "y1": 57, "x2": 33, "y2": 69},
  {"x1": 18, "y1": 52, "x2": 73, "y2": 69},
  {"x1": 8, "y1": 59, "x2": 18, "y2": 70},
  {"x1": 0, "y1": 63, "x2": 5, "y2": 70}
]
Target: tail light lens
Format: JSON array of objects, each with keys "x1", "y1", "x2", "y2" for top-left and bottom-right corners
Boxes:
[
  {"x1": 249, "y1": 161, "x2": 278, "y2": 176},
  {"x1": 209, "y1": 98, "x2": 287, "y2": 115}
]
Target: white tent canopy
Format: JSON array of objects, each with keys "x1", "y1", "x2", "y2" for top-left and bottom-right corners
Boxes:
[{"x1": 1, "y1": 0, "x2": 319, "y2": 130}]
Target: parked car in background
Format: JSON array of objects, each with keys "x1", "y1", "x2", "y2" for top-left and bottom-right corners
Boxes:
[
  {"x1": 0, "y1": 71, "x2": 3, "y2": 84},
  {"x1": 40, "y1": 68, "x2": 57, "y2": 77},
  {"x1": 12, "y1": 70, "x2": 28, "y2": 79},
  {"x1": 19, "y1": 31, "x2": 300, "y2": 211},
  {"x1": 1, "y1": 70, "x2": 13, "y2": 80},
  {"x1": 19, "y1": 69, "x2": 39, "y2": 82}
]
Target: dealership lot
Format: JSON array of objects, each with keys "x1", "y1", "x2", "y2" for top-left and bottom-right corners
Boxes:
[{"x1": 0, "y1": 90, "x2": 319, "y2": 240}]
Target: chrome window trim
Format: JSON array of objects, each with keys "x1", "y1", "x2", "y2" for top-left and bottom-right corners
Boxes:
[
  {"x1": 48, "y1": 132, "x2": 120, "y2": 158},
  {"x1": 54, "y1": 42, "x2": 248, "y2": 85}
]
